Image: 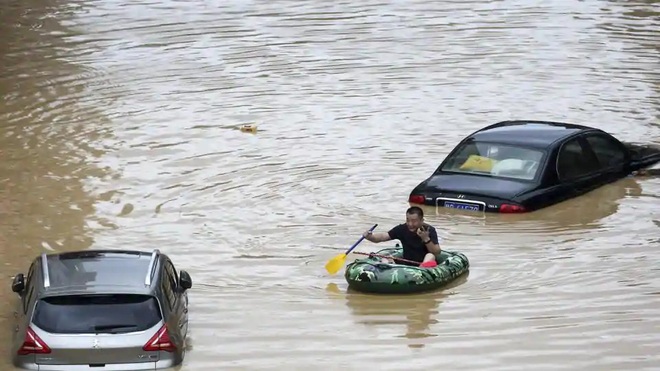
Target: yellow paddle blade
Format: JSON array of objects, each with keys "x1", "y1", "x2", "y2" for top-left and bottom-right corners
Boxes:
[{"x1": 325, "y1": 253, "x2": 347, "y2": 275}]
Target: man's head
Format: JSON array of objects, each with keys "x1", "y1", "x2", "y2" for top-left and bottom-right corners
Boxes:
[{"x1": 405, "y1": 206, "x2": 425, "y2": 231}]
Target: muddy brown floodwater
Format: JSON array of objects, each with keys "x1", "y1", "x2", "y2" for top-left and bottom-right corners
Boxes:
[{"x1": 1, "y1": 0, "x2": 659, "y2": 370}]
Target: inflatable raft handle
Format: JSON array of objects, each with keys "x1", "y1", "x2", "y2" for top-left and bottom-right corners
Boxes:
[{"x1": 325, "y1": 223, "x2": 378, "y2": 275}]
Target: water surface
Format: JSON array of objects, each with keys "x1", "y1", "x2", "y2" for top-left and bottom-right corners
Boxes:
[{"x1": 1, "y1": 0, "x2": 659, "y2": 369}]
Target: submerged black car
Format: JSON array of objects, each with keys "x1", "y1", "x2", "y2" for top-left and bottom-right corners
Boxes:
[{"x1": 409, "y1": 120, "x2": 660, "y2": 213}]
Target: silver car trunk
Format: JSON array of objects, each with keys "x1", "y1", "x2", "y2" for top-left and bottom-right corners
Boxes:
[
  {"x1": 32, "y1": 326, "x2": 161, "y2": 366},
  {"x1": 28, "y1": 293, "x2": 168, "y2": 366}
]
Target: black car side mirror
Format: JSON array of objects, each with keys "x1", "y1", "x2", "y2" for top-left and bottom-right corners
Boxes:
[
  {"x1": 11, "y1": 273, "x2": 25, "y2": 294},
  {"x1": 179, "y1": 270, "x2": 193, "y2": 291}
]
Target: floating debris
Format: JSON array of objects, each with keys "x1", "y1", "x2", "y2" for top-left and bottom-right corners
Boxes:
[{"x1": 239, "y1": 124, "x2": 258, "y2": 133}]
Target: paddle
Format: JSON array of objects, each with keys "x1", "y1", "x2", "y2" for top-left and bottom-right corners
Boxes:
[
  {"x1": 325, "y1": 223, "x2": 378, "y2": 275},
  {"x1": 352, "y1": 251, "x2": 420, "y2": 265},
  {"x1": 355, "y1": 251, "x2": 438, "y2": 268}
]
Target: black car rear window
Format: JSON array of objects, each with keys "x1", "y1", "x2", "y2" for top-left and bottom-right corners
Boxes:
[
  {"x1": 440, "y1": 141, "x2": 545, "y2": 181},
  {"x1": 32, "y1": 294, "x2": 162, "y2": 334}
]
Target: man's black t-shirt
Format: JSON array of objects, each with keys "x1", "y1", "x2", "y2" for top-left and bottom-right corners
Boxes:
[{"x1": 387, "y1": 224, "x2": 439, "y2": 264}]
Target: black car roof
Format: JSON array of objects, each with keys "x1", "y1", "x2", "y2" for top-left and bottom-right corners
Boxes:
[{"x1": 469, "y1": 120, "x2": 595, "y2": 149}]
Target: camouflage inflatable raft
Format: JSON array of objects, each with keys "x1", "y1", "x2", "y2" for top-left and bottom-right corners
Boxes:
[{"x1": 344, "y1": 245, "x2": 470, "y2": 294}]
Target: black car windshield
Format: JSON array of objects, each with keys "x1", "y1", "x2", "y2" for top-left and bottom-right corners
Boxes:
[
  {"x1": 32, "y1": 294, "x2": 162, "y2": 334},
  {"x1": 440, "y1": 141, "x2": 545, "y2": 181}
]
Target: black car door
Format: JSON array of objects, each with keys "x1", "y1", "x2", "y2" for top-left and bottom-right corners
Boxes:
[
  {"x1": 582, "y1": 132, "x2": 628, "y2": 182},
  {"x1": 556, "y1": 136, "x2": 602, "y2": 197}
]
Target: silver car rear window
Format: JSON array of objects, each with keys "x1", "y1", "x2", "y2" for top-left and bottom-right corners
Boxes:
[{"x1": 32, "y1": 294, "x2": 162, "y2": 334}]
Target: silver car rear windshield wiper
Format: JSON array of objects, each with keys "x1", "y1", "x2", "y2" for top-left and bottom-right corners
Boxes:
[{"x1": 93, "y1": 324, "x2": 139, "y2": 333}]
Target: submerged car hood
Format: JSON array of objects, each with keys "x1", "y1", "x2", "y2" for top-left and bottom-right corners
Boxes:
[{"x1": 420, "y1": 173, "x2": 535, "y2": 199}]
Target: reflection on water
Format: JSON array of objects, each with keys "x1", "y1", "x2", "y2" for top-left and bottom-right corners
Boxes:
[
  {"x1": 346, "y1": 293, "x2": 442, "y2": 349},
  {"x1": 428, "y1": 176, "x2": 644, "y2": 228},
  {"x1": 0, "y1": 0, "x2": 114, "y2": 256},
  {"x1": 0, "y1": 0, "x2": 115, "y2": 366},
  {"x1": 329, "y1": 273, "x2": 469, "y2": 350}
]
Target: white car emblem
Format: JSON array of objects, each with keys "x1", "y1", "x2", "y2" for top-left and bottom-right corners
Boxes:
[{"x1": 93, "y1": 339, "x2": 100, "y2": 349}]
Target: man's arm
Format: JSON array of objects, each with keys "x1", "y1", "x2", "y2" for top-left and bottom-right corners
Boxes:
[
  {"x1": 424, "y1": 239, "x2": 441, "y2": 254},
  {"x1": 420, "y1": 226, "x2": 441, "y2": 254},
  {"x1": 363, "y1": 230, "x2": 393, "y2": 243}
]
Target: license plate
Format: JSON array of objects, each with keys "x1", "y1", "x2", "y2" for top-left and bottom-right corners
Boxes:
[{"x1": 444, "y1": 201, "x2": 481, "y2": 211}]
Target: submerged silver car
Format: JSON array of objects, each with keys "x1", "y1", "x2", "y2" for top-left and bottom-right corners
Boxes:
[{"x1": 10, "y1": 249, "x2": 193, "y2": 371}]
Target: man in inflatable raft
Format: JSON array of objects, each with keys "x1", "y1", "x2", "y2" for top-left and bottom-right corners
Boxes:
[{"x1": 362, "y1": 206, "x2": 440, "y2": 268}]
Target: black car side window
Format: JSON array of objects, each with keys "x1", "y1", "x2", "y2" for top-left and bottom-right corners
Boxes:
[
  {"x1": 557, "y1": 138, "x2": 599, "y2": 181},
  {"x1": 161, "y1": 261, "x2": 178, "y2": 310},
  {"x1": 23, "y1": 262, "x2": 36, "y2": 314},
  {"x1": 25, "y1": 262, "x2": 35, "y2": 290},
  {"x1": 165, "y1": 261, "x2": 178, "y2": 290},
  {"x1": 161, "y1": 272, "x2": 176, "y2": 310},
  {"x1": 584, "y1": 134, "x2": 626, "y2": 169},
  {"x1": 23, "y1": 286, "x2": 34, "y2": 314}
]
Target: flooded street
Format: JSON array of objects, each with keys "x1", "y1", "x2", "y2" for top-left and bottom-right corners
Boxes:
[{"x1": 1, "y1": 0, "x2": 659, "y2": 369}]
